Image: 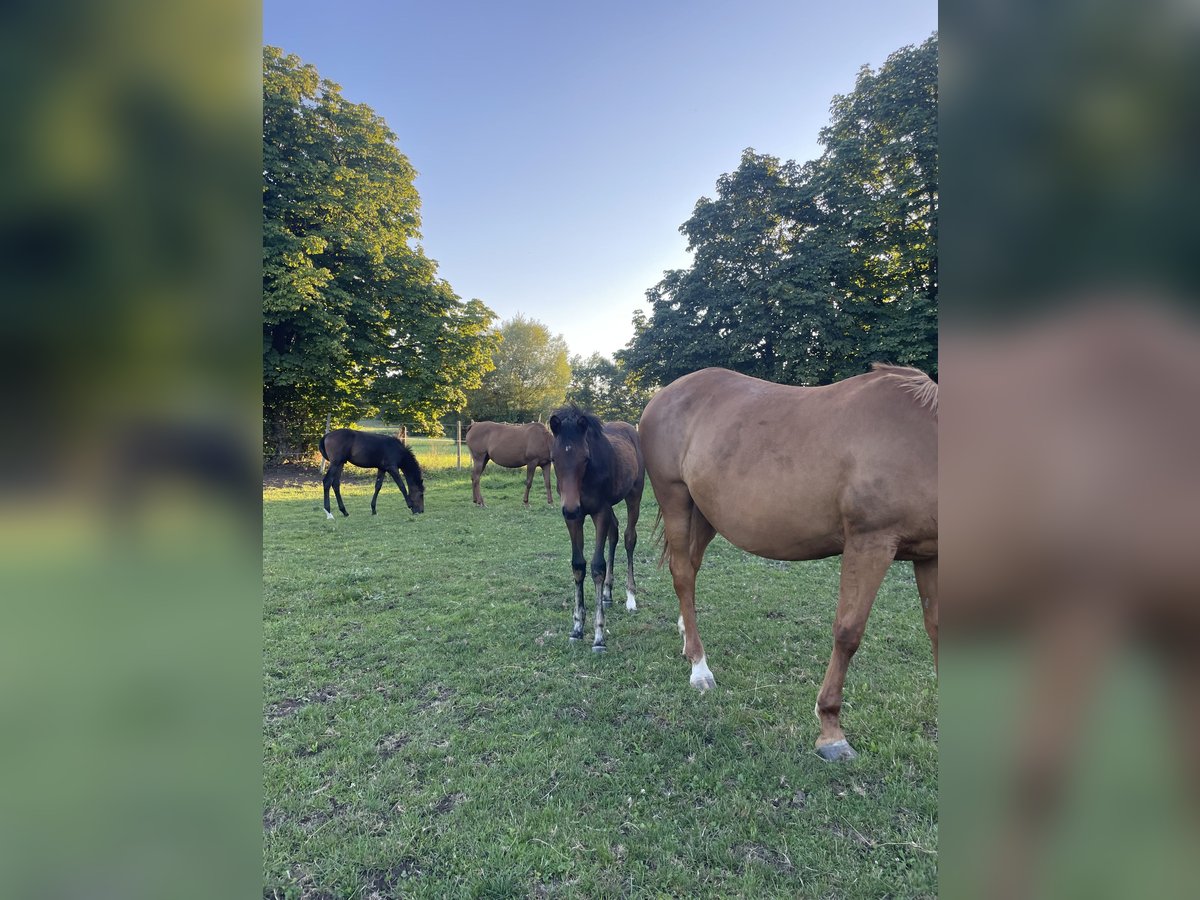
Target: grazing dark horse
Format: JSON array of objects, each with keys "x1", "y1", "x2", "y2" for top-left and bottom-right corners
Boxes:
[
  {"x1": 465, "y1": 421, "x2": 554, "y2": 507},
  {"x1": 548, "y1": 405, "x2": 645, "y2": 652},
  {"x1": 319, "y1": 428, "x2": 425, "y2": 518},
  {"x1": 639, "y1": 364, "x2": 937, "y2": 761}
]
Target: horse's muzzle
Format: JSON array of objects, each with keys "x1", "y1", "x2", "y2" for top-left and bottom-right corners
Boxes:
[{"x1": 562, "y1": 505, "x2": 584, "y2": 521}]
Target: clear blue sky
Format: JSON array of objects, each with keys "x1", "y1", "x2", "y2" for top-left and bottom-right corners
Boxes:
[{"x1": 264, "y1": 1, "x2": 937, "y2": 359}]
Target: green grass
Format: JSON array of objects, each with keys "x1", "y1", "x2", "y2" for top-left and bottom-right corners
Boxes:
[{"x1": 264, "y1": 465, "x2": 937, "y2": 898}]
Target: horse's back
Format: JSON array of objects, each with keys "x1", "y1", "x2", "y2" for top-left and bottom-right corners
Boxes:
[
  {"x1": 602, "y1": 420, "x2": 644, "y2": 502},
  {"x1": 468, "y1": 421, "x2": 551, "y2": 467},
  {"x1": 641, "y1": 367, "x2": 936, "y2": 560}
]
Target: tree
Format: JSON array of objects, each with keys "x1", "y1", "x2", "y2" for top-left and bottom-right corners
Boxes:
[
  {"x1": 262, "y1": 46, "x2": 497, "y2": 459},
  {"x1": 465, "y1": 316, "x2": 572, "y2": 422},
  {"x1": 620, "y1": 35, "x2": 937, "y2": 388},
  {"x1": 566, "y1": 353, "x2": 654, "y2": 423}
]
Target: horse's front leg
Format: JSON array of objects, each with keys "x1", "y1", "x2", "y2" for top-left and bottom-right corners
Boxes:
[
  {"x1": 814, "y1": 533, "x2": 895, "y2": 760},
  {"x1": 565, "y1": 516, "x2": 587, "y2": 642},
  {"x1": 590, "y1": 507, "x2": 613, "y2": 651},
  {"x1": 387, "y1": 466, "x2": 413, "y2": 513},
  {"x1": 542, "y1": 462, "x2": 553, "y2": 505},
  {"x1": 522, "y1": 463, "x2": 535, "y2": 508}
]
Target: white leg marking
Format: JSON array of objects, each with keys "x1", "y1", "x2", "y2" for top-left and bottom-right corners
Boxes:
[
  {"x1": 325, "y1": 510, "x2": 334, "y2": 520},
  {"x1": 814, "y1": 701, "x2": 820, "y2": 721},
  {"x1": 690, "y1": 655, "x2": 716, "y2": 690},
  {"x1": 677, "y1": 615, "x2": 685, "y2": 635},
  {"x1": 626, "y1": 590, "x2": 637, "y2": 611}
]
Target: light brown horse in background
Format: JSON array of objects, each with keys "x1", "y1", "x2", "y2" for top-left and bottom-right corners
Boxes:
[
  {"x1": 465, "y1": 421, "x2": 554, "y2": 508},
  {"x1": 639, "y1": 364, "x2": 938, "y2": 760}
]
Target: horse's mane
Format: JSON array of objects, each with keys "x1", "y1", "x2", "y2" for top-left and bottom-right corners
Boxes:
[{"x1": 870, "y1": 362, "x2": 938, "y2": 415}]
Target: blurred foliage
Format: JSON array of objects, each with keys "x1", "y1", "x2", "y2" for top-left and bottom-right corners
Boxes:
[
  {"x1": 620, "y1": 35, "x2": 937, "y2": 387},
  {"x1": 263, "y1": 47, "x2": 498, "y2": 460},
  {"x1": 464, "y1": 315, "x2": 572, "y2": 422},
  {"x1": 565, "y1": 352, "x2": 654, "y2": 423},
  {"x1": 941, "y1": 0, "x2": 1200, "y2": 313},
  {"x1": 0, "y1": 4, "x2": 262, "y2": 900}
]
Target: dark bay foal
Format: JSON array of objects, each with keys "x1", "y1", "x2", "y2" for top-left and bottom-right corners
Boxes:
[{"x1": 319, "y1": 428, "x2": 425, "y2": 518}]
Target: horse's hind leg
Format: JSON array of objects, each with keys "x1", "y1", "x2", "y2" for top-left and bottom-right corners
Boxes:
[
  {"x1": 601, "y1": 514, "x2": 618, "y2": 608},
  {"x1": 914, "y1": 558, "x2": 938, "y2": 670},
  {"x1": 814, "y1": 534, "x2": 896, "y2": 760},
  {"x1": 322, "y1": 466, "x2": 336, "y2": 519},
  {"x1": 623, "y1": 486, "x2": 643, "y2": 611},
  {"x1": 370, "y1": 468, "x2": 386, "y2": 515},
  {"x1": 330, "y1": 463, "x2": 349, "y2": 517},
  {"x1": 541, "y1": 462, "x2": 553, "y2": 505},
  {"x1": 523, "y1": 463, "x2": 535, "y2": 508},
  {"x1": 471, "y1": 454, "x2": 487, "y2": 506}
]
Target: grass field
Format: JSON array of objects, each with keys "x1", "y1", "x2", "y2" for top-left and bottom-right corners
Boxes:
[{"x1": 264, "y1": 463, "x2": 938, "y2": 898}]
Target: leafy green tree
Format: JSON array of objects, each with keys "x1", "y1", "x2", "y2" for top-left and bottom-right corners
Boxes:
[
  {"x1": 620, "y1": 35, "x2": 937, "y2": 388},
  {"x1": 566, "y1": 353, "x2": 654, "y2": 423},
  {"x1": 465, "y1": 316, "x2": 572, "y2": 422},
  {"x1": 263, "y1": 46, "x2": 497, "y2": 459}
]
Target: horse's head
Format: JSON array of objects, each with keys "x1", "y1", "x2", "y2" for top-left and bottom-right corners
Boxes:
[
  {"x1": 407, "y1": 476, "x2": 425, "y2": 514},
  {"x1": 549, "y1": 406, "x2": 595, "y2": 520},
  {"x1": 399, "y1": 448, "x2": 425, "y2": 514}
]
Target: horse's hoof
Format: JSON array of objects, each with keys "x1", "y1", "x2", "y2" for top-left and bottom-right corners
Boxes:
[
  {"x1": 341, "y1": 510, "x2": 349, "y2": 517},
  {"x1": 325, "y1": 511, "x2": 334, "y2": 520},
  {"x1": 626, "y1": 591, "x2": 637, "y2": 612},
  {"x1": 690, "y1": 675, "x2": 716, "y2": 692},
  {"x1": 569, "y1": 632, "x2": 583, "y2": 642},
  {"x1": 371, "y1": 510, "x2": 377, "y2": 516},
  {"x1": 592, "y1": 643, "x2": 607, "y2": 653},
  {"x1": 815, "y1": 739, "x2": 858, "y2": 761}
]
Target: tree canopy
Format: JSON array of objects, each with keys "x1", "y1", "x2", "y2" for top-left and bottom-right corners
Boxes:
[
  {"x1": 565, "y1": 353, "x2": 653, "y2": 424},
  {"x1": 464, "y1": 316, "x2": 572, "y2": 422},
  {"x1": 620, "y1": 35, "x2": 937, "y2": 387},
  {"x1": 263, "y1": 46, "x2": 497, "y2": 459}
]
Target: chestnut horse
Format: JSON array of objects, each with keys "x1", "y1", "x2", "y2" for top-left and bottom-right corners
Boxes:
[
  {"x1": 639, "y1": 364, "x2": 937, "y2": 760},
  {"x1": 548, "y1": 405, "x2": 645, "y2": 652},
  {"x1": 465, "y1": 421, "x2": 554, "y2": 508},
  {"x1": 319, "y1": 428, "x2": 425, "y2": 518}
]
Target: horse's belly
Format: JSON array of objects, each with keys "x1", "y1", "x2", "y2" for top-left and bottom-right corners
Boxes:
[{"x1": 691, "y1": 486, "x2": 846, "y2": 561}]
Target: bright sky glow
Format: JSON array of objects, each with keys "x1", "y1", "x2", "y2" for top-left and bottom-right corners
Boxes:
[{"x1": 264, "y1": 1, "x2": 937, "y2": 359}]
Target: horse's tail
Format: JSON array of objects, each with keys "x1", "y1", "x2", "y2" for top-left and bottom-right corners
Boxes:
[
  {"x1": 653, "y1": 507, "x2": 669, "y2": 569},
  {"x1": 319, "y1": 433, "x2": 329, "y2": 461}
]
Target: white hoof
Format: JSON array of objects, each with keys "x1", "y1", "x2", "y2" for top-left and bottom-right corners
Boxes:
[
  {"x1": 689, "y1": 656, "x2": 716, "y2": 692},
  {"x1": 626, "y1": 591, "x2": 637, "y2": 611},
  {"x1": 325, "y1": 510, "x2": 334, "y2": 520}
]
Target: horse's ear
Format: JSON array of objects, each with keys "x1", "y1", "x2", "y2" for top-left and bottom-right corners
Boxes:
[{"x1": 549, "y1": 414, "x2": 561, "y2": 435}]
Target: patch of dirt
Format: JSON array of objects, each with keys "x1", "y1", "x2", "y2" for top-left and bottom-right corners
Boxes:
[
  {"x1": 923, "y1": 720, "x2": 938, "y2": 742},
  {"x1": 376, "y1": 733, "x2": 411, "y2": 758},
  {"x1": 532, "y1": 876, "x2": 581, "y2": 897},
  {"x1": 415, "y1": 684, "x2": 454, "y2": 712},
  {"x1": 363, "y1": 859, "x2": 423, "y2": 898},
  {"x1": 734, "y1": 842, "x2": 796, "y2": 874},
  {"x1": 431, "y1": 791, "x2": 464, "y2": 815},
  {"x1": 263, "y1": 462, "x2": 321, "y2": 489},
  {"x1": 266, "y1": 686, "x2": 339, "y2": 720}
]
